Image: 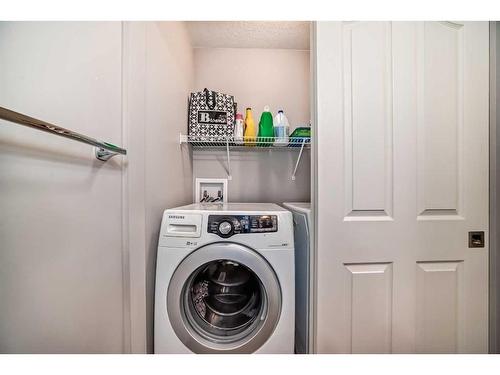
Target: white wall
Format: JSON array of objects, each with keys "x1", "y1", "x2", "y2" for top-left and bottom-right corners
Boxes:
[
  {"x1": 0, "y1": 22, "x2": 125, "y2": 353},
  {"x1": 192, "y1": 48, "x2": 310, "y2": 203},
  {"x1": 143, "y1": 22, "x2": 194, "y2": 352},
  {"x1": 124, "y1": 21, "x2": 194, "y2": 353}
]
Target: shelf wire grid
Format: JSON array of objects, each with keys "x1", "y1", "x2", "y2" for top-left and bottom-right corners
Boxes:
[{"x1": 180, "y1": 135, "x2": 311, "y2": 150}]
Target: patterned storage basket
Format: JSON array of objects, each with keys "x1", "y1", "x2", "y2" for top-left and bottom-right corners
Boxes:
[{"x1": 188, "y1": 88, "x2": 235, "y2": 141}]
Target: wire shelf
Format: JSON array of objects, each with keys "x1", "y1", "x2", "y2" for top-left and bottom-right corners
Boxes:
[{"x1": 179, "y1": 134, "x2": 310, "y2": 150}]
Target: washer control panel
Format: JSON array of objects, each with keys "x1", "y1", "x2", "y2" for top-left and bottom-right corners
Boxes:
[{"x1": 208, "y1": 215, "x2": 278, "y2": 238}]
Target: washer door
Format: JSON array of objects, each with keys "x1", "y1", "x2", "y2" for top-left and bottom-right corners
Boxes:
[{"x1": 167, "y1": 242, "x2": 282, "y2": 353}]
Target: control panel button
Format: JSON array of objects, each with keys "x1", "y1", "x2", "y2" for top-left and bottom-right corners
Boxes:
[{"x1": 218, "y1": 221, "x2": 232, "y2": 235}]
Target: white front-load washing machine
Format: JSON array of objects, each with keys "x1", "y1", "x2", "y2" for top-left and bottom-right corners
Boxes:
[{"x1": 154, "y1": 203, "x2": 295, "y2": 353}]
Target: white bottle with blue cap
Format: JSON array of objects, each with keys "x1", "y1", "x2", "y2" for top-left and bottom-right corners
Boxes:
[{"x1": 273, "y1": 110, "x2": 290, "y2": 146}]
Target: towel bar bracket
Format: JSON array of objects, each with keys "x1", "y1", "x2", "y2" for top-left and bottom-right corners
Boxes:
[{"x1": 95, "y1": 147, "x2": 119, "y2": 161}]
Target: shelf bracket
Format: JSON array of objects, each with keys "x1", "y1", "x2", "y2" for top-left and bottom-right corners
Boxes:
[
  {"x1": 226, "y1": 139, "x2": 232, "y2": 180},
  {"x1": 291, "y1": 138, "x2": 306, "y2": 181}
]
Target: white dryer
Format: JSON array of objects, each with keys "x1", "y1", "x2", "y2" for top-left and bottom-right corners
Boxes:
[
  {"x1": 282, "y1": 202, "x2": 311, "y2": 354},
  {"x1": 154, "y1": 203, "x2": 295, "y2": 353}
]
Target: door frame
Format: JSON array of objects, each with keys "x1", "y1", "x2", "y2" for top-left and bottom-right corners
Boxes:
[
  {"x1": 122, "y1": 21, "x2": 148, "y2": 354},
  {"x1": 490, "y1": 20, "x2": 500, "y2": 354},
  {"x1": 309, "y1": 21, "x2": 318, "y2": 354}
]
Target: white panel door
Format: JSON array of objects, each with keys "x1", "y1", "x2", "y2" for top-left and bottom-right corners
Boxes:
[{"x1": 314, "y1": 21, "x2": 489, "y2": 353}]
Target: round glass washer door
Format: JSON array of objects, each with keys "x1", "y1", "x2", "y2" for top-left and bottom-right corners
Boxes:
[{"x1": 167, "y1": 242, "x2": 282, "y2": 353}]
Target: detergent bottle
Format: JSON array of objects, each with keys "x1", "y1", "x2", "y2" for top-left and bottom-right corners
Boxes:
[
  {"x1": 244, "y1": 108, "x2": 256, "y2": 146},
  {"x1": 233, "y1": 113, "x2": 244, "y2": 145},
  {"x1": 273, "y1": 110, "x2": 290, "y2": 146},
  {"x1": 258, "y1": 105, "x2": 274, "y2": 147}
]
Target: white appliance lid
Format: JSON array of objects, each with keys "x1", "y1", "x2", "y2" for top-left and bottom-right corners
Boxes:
[
  {"x1": 282, "y1": 202, "x2": 311, "y2": 215},
  {"x1": 168, "y1": 202, "x2": 289, "y2": 213}
]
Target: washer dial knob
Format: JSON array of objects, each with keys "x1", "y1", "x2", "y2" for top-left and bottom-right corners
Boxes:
[{"x1": 218, "y1": 221, "x2": 233, "y2": 236}]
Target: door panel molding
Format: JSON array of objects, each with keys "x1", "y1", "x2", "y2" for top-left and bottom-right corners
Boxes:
[
  {"x1": 342, "y1": 21, "x2": 394, "y2": 221},
  {"x1": 344, "y1": 262, "x2": 393, "y2": 353},
  {"x1": 417, "y1": 22, "x2": 465, "y2": 220},
  {"x1": 415, "y1": 261, "x2": 465, "y2": 353}
]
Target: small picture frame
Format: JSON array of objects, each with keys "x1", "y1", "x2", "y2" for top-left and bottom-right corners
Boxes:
[{"x1": 194, "y1": 178, "x2": 228, "y2": 204}]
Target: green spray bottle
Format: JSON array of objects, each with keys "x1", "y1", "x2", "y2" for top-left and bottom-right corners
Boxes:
[{"x1": 258, "y1": 105, "x2": 274, "y2": 147}]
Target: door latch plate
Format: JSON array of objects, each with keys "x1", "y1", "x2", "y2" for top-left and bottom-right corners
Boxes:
[{"x1": 468, "y1": 231, "x2": 485, "y2": 248}]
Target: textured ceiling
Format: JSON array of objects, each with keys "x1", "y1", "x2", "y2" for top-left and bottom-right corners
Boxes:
[{"x1": 186, "y1": 21, "x2": 310, "y2": 50}]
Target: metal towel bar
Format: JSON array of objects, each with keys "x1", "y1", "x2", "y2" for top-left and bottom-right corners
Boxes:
[{"x1": 0, "y1": 106, "x2": 126, "y2": 161}]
